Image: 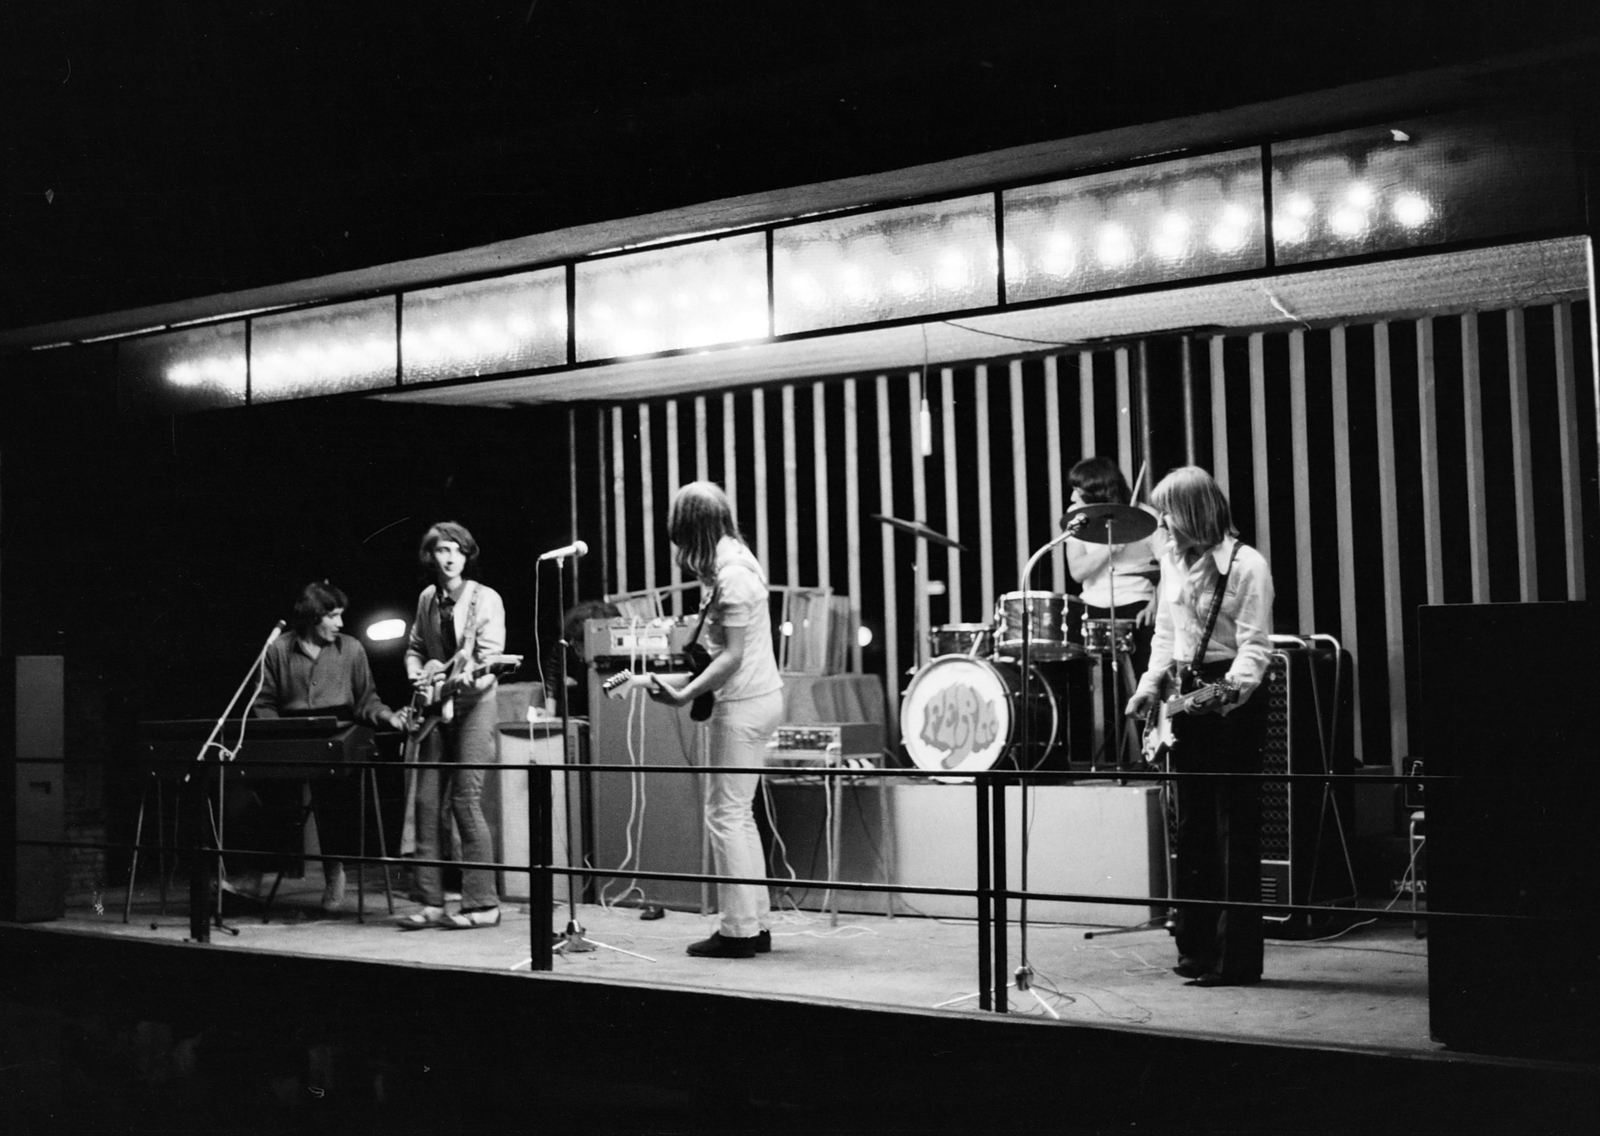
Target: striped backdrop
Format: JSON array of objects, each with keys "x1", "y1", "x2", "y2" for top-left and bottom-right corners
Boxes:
[{"x1": 575, "y1": 299, "x2": 1597, "y2": 771}]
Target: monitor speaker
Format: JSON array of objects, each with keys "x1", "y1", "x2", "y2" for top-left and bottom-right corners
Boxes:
[
  {"x1": 1420, "y1": 602, "x2": 1599, "y2": 1058},
  {"x1": 1, "y1": 655, "x2": 66, "y2": 922}
]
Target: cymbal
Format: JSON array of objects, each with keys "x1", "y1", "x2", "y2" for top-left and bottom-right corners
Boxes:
[
  {"x1": 872, "y1": 513, "x2": 966, "y2": 551},
  {"x1": 1063, "y1": 503, "x2": 1157, "y2": 544}
]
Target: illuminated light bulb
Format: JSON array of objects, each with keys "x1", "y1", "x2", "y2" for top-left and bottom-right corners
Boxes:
[
  {"x1": 1096, "y1": 223, "x2": 1134, "y2": 268},
  {"x1": 548, "y1": 307, "x2": 568, "y2": 332},
  {"x1": 1151, "y1": 212, "x2": 1191, "y2": 260},
  {"x1": 468, "y1": 319, "x2": 496, "y2": 341},
  {"x1": 935, "y1": 251, "x2": 968, "y2": 290},
  {"x1": 1221, "y1": 203, "x2": 1252, "y2": 227},
  {"x1": 857, "y1": 625, "x2": 874, "y2": 648},
  {"x1": 671, "y1": 290, "x2": 694, "y2": 310},
  {"x1": 1274, "y1": 215, "x2": 1309, "y2": 244},
  {"x1": 365, "y1": 337, "x2": 392, "y2": 365},
  {"x1": 629, "y1": 296, "x2": 656, "y2": 318},
  {"x1": 1209, "y1": 222, "x2": 1247, "y2": 253},
  {"x1": 168, "y1": 362, "x2": 199, "y2": 387},
  {"x1": 1284, "y1": 193, "x2": 1315, "y2": 218},
  {"x1": 366, "y1": 618, "x2": 406, "y2": 642},
  {"x1": 1345, "y1": 182, "x2": 1375, "y2": 209},
  {"x1": 707, "y1": 285, "x2": 728, "y2": 305},
  {"x1": 1040, "y1": 231, "x2": 1076, "y2": 276},
  {"x1": 788, "y1": 272, "x2": 825, "y2": 309},
  {"x1": 1329, "y1": 205, "x2": 1367, "y2": 237},
  {"x1": 506, "y1": 314, "x2": 533, "y2": 337},
  {"x1": 889, "y1": 270, "x2": 921, "y2": 297},
  {"x1": 1001, "y1": 240, "x2": 1024, "y2": 280},
  {"x1": 1393, "y1": 192, "x2": 1431, "y2": 228},
  {"x1": 779, "y1": 621, "x2": 794, "y2": 637},
  {"x1": 588, "y1": 303, "x2": 614, "y2": 324}
]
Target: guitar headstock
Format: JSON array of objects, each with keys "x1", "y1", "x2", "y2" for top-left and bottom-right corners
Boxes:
[{"x1": 601, "y1": 670, "x2": 635, "y2": 698}]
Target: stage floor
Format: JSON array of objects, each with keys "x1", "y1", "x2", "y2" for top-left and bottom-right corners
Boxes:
[{"x1": 57, "y1": 869, "x2": 1458, "y2": 1062}]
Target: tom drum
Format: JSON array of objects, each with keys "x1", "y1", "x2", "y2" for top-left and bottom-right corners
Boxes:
[
  {"x1": 929, "y1": 623, "x2": 993, "y2": 658},
  {"x1": 993, "y1": 591, "x2": 1084, "y2": 662}
]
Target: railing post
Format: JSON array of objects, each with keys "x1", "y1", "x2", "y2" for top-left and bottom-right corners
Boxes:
[
  {"x1": 974, "y1": 772, "x2": 991, "y2": 1012},
  {"x1": 529, "y1": 763, "x2": 554, "y2": 972},
  {"x1": 991, "y1": 770, "x2": 1009, "y2": 1013}
]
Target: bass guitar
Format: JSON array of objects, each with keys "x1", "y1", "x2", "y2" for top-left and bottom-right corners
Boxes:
[
  {"x1": 601, "y1": 669, "x2": 692, "y2": 699},
  {"x1": 1140, "y1": 671, "x2": 1241, "y2": 764}
]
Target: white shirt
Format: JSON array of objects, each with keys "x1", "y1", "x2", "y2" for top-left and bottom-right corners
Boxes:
[
  {"x1": 1067, "y1": 526, "x2": 1158, "y2": 609},
  {"x1": 701, "y1": 536, "x2": 783, "y2": 703},
  {"x1": 1136, "y1": 536, "x2": 1274, "y2": 702}
]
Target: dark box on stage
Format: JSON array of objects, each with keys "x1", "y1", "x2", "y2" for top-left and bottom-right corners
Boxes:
[
  {"x1": 1, "y1": 656, "x2": 66, "y2": 923},
  {"x1": 1260, "y1": 638, "x2": 1356, "y2": 936},
  {"x1": 1420, "y1": 601, "x2": 1599, "y2": 1058}
]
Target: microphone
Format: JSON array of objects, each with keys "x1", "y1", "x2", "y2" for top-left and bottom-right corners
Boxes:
[
  {"x1": 538, "y1": 540, "x2": 588, "y2": 562},
  {"x1": 1062, "y1": 512, "x2": 1089, "y2": 535},
  {"x1": 267, "y1": 619, "x2": 286, "y2": 643}
]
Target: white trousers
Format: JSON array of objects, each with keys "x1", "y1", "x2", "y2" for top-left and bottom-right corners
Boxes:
[{"x1": 704, "y1": 688, "x2": 784, "y2": 938}]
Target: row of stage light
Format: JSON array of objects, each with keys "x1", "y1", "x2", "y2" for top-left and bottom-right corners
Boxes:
[{"x1": 140, "y1": 109, "x2": 1554, "y2": 407}]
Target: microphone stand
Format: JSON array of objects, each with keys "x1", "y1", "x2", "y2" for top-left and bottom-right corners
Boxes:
[
  {"x1": 188, "y1": 620, "x2": 283, "y2": 942},
  {"x1": 1011, "y1": 523, "x2": 1080, "y2": 1003},
  {"x1": 546, "y1": 553, "x2": 651, "y2": 963}
]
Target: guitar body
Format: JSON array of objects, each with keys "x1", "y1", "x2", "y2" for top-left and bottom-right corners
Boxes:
[
  {"x1": 402, "y1": 653, "x2": 524, "y2": 733},
  {"x1": 1140, "y1": 665, "x2": 1240, "y2": 764}
]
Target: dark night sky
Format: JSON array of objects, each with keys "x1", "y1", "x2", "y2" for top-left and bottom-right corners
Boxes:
[{"x1": 5, "y1": 0, "x2": 1599, "y2": 333}]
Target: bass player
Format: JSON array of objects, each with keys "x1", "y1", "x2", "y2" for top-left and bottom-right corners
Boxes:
[{"x1": 1125, "y1": 467, "x2": 1275, "y2": 988}]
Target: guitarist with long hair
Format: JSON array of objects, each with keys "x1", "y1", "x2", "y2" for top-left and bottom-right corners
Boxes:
[
  {"x1": 399, "y1": 521, "x2": 507, "y2": 931},
  {"x1": 1126, "y1": 467, "x2": 1275, "y2": 988},
  {"x1": 647, "y1": 481, "x2": 784, "y2": 959}
]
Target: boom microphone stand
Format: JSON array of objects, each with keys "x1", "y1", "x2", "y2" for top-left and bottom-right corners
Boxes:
[
  {"x1": 188, "y1": 618, "x2": 285, "y2": 942},
  {"x1": 542, "y1": 546, "x2": 652, "y2": 963}
]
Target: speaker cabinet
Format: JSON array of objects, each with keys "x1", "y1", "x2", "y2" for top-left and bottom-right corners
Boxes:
[
  {"x1": 1259, "y1": 638, "x2": 1356, "y2": 936},
  {"x1": 1420, "y1": 602, "x2": 1599, "y2": 1058},
  {"x1": 1, "y1": 655, "x2": 66, "y2": 923},
  {"x1": 584, "y1": 668, "x2": 705, "y2": 911}
]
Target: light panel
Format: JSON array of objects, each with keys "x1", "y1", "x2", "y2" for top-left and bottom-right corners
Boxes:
[
  {"x1": 575, "y1": 233, "x2": 767, "y2": 361},
  {"x1": 250, "y1": 297, "x2": 397, "y2": 403},
  {"x1": 119, "y1": 322, "x2": 248, "y2": 414},
  {"x1": 1271, "y1": 109, "x2": 1582, "y2": 265},
  {"x1": 773, "y1": 194, "x2": 998, "y2": 335},
  {"x1": 402, "y1": 268, "x2": 567, "y2": 384},
  {"x1": 1004, "y1": 148, "x2": 1266, "y2": 302}
]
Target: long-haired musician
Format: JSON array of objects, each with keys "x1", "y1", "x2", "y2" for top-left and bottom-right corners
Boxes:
[
  {"x1": 399, "y1": 521, "x2": 506, "y2": 931},
  {"x1": 1126, "y1": 467, "x2": 1275, "y2": 987},
  {"x1": 648, "y1": 481, "x2": 784, "y2": 959}
]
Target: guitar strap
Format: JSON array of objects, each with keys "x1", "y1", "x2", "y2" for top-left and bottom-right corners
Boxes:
[
  {"x1": 1184, "y1": 541, "x2": 1240, "y2": 686},
  {"x1": 688, "y1": 582, "x2": 719, "y2": 649}
]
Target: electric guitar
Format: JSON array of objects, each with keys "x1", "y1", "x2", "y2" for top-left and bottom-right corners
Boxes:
[
  {"x1": 601, "y1": 669, "x2": 692, "y2": 700},
  {"x1": 1140, "y1": 670, "x2": 1242, "y2": 764},
  {"x1": 403, "y1": 653, "x2": 524, "y2": 730}
]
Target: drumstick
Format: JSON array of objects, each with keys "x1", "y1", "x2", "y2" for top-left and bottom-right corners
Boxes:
[{"x1": 1129, "y1": 460, "x2": 1149, "y2": 502}]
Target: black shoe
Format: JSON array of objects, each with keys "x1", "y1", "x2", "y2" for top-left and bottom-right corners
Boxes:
[
  {"x1": 1188, "y1": 972, "x2": 1260, "y2": 988},
  {"x1": 1172, "y1": 962, "x2": 1206, "y2": 979},
  {"x1": 754, "y1": 929, "x2": 771, "y2": 954},
  {"x1": 687, "y1": 932, "x2": 758, "y2": 959}
]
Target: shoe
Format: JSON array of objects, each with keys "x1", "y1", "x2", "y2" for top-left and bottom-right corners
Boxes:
[
  {"x1": 1172, "y1": 960, "x2": 1209, "y2": 979},
  {"x1": 398, "y1": 905, "x2": 447, "y2": 931},
  {"x1": 1188, "y1": 972, "x2": 1260, "y2": 988},
  {"x1": 442, "y1": 906, "x2": 501, "y2": 930},
  {"x1": 320, "y1": 863, "x2": 347, "y2": 912},
  {"x1": 755, "y1": 929, "x2": 772, "y2": 954},
  {"x1": 687, "y1": 932, "x2": 759, "y2": 959},
  {"x1": 221, "y1": 871, "x2": 265, "y2": 898}
]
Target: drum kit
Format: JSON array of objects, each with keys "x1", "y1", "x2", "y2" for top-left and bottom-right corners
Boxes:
[{"x1": 895, "y1": 503, "x2": 1157, "y2": 776}]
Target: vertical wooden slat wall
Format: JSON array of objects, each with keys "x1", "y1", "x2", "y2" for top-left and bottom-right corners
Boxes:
[{"x1": 583, "y1": 300, "x2": 1592, "y2": 771}]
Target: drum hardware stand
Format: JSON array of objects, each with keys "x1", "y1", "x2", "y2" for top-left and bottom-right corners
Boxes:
[
  {"x1": 873, "y1": 513, "x2": 965, "y2": 674},
  {"x1": 539, "y1": 549, "x2": 654, "y2": 964}
]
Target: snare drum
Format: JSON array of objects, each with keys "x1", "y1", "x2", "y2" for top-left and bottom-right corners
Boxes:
[
  {"x1": 993, "y1": 591, "x2": 1084, "y2": 662},
  {"x1": 900, "y1": 655, "x2": 1061, "y2": 775},
  {"x1": 929, "y1": 623, "x2": 993, "y2": 658},
  {"x1": 1081, "y1": 617, "x2": 1137, "y2": 658}
]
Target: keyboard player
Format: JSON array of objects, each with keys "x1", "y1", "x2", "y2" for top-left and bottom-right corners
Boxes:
[{"x1": 226, "y1": 581, "x2": 404, "y2": 912}]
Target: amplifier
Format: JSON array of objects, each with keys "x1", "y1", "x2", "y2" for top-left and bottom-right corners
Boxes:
[
  {"x1": 769, "y1": 721, "x2": 884, "y2": 766},
  {"x1": 584, "y1": 616, "x2": 698, "y2": 671}
]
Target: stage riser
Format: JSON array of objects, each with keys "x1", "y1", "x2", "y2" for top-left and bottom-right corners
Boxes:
[{"x1": 765, "y1": 781, "x2": 1163, "y2": 926}]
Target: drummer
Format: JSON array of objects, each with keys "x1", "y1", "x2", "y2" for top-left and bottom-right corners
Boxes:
[{"x1": 1065, "y1": 456, "x2": 1160, "y2": 677}]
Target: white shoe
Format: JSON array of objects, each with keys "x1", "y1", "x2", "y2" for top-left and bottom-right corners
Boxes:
[{"x1": 320, "y1": 863, "x2": 347, "y2": 911}]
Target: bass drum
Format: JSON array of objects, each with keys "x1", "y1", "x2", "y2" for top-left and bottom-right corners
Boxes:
[{"x1": 900, "y1": 655, "x2": 1061, "y2": 776}]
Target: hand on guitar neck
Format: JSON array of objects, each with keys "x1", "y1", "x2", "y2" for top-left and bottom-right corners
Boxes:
[{"x1": 601, "y1": 669, "x2": 692, "y2": 699}]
